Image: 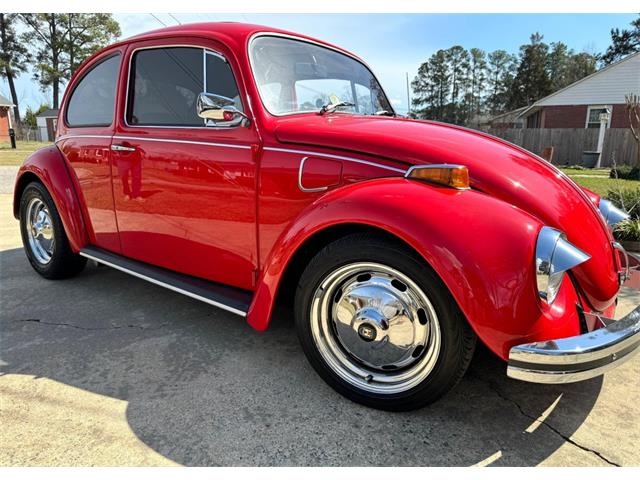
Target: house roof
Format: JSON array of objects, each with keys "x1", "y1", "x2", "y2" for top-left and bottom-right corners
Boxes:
[
  {"x1": 488, "y1": 106, "x2": 528, "y2": 123},
  {"x1": 36, "y1": 108, "x2": 59, "y2": 118},
  {"x1": 520, "y1": 51, "x2": 640, "y2": 118},
  {"x1": 0, "y1": 94, "x2": 14, "y2": 107}
]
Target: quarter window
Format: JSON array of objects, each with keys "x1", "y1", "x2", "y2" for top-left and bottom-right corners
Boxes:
[
  {"x1": 66, "y1": 54, "x2": 120, "y2": 127},
  {"x1": 127, "y1": 47, "x2": 242, "y2": 127}
]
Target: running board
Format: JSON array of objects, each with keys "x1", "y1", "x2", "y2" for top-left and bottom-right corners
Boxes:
[{"x1": 79, "y1": 246, "x2": 251, "y2": 317}]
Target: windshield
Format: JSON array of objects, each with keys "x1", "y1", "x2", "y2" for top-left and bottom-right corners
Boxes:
[{"x1": 249, "y1": 36, "x2": 393, "y2": 116}]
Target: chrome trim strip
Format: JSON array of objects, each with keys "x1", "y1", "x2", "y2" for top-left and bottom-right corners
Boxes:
[
  {"x1": 247, "y1": 32, "x2": 397, "y2": 118},
  {"x1": 264, "y1": 146, "x2": 406, "y2": 173},
  {"x1": 298, "y1": 156, "x2": 329, "y2": 193},
  {"x1": 507, "y1": 304, "x2": 640, "y2": 384},
  {"x1": 79, "y1": 251, "x2": 247, "y2": 317},
  {"x1": 112, "y1": 135, "x2": 251, "y2": 150},
  {"x1": 55, "y1": 135, "x2": 112, "y2": 143}
]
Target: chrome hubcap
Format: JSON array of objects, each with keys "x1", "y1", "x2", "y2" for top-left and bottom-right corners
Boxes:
[
  {"x1": 310, "y1": 262, "x2": 441, "y2": 394},
  {"x1": 26, "y1": 198, "x2": 54, "y2": 264}
]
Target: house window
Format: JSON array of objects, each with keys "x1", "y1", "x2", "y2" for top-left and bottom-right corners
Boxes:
[{"x1": 586, "y1": 106, "x2": 612, "y2": 129}]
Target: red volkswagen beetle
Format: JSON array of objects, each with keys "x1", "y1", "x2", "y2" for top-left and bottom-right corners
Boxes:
[{"x1": 13, "y1": 23, "x2": 640, "y2": 411}]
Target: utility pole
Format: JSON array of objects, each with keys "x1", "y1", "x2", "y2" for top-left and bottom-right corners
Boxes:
[{"x1": 406, "y1": 72, "x2": 411, "y2": 117}]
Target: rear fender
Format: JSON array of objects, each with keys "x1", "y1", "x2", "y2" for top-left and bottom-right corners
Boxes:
[
  {"x1": 13, "y1": 145, "x2": 88, "y2": 252},
  {"x1": 247, "y1": 178, "x2": 583, "y2": 359}
]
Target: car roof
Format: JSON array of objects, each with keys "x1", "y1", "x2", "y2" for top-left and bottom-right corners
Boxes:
[{"x1": 108, "y1": 22, "x2": 359, "y2": 60}]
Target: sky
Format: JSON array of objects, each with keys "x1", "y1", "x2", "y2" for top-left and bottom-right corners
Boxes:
[{"x1": 1, "y1": 13, "x2": 637, "y2": 116}]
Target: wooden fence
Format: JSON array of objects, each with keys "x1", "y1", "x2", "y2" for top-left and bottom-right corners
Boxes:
[{"x1": 485, "y1": 128, "x2": 639, "y2": 167}]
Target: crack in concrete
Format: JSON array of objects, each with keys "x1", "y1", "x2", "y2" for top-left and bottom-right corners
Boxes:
[
  {"x1": 473, "y1": 375, "x2": 621, "y2": 467},
  {"x1": 14, "y1": 318, "x2": 171, "y2": 331}
]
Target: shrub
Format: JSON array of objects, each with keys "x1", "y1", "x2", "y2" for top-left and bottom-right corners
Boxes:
[
  {"x1": 613, "y1": 219, "x2": 640, "y2": 242},
  {"x1": 606, "y1": 188, "x2": 640, "y2": 220},
  {"x1": 609, "y1": 165, "x2": 640, "y2": 180}
]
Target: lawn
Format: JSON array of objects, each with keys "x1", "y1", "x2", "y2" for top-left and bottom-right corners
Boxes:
[
  {"x1": 0, "y1": 141, "x2": 52, "y2": 166},
  {"x1": 558, "y1": 167, "x2": 639, "y2": 196}
]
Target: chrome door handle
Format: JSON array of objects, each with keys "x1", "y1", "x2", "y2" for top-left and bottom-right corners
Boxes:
[{"x1": 111, "y1": 144, "x2": 136, "y2": 152}]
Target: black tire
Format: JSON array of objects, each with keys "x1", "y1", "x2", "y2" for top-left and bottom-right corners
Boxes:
[
  {"x1": 19, "y1": 181, "x2": 87, "y2": 279},
  {"x1": 294, "y1": 233, "x2": 476, "y2": 411}
]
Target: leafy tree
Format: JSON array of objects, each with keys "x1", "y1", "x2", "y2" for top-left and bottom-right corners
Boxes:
[
  {"x1": 64, "y1": 14, "x2": 121, "y2": 73},
  {"x1": 0, "y1": 13, "x2": 30, "y2": 123},
  {"x1": 507, "y1": 33, "x2": 552, "y2": 109},
  {"x1": 19, "y1": 13, "x2": 120, "y2": 109},
  {"x1": 486, "y1": 50, "x2": 517, "y2": 115},
  {"x1": 601, "y1": 15, "x2": 640, "y2": 65},
  {"x1": 24, "y1": 104, "x2": 51, "y2": 129}
]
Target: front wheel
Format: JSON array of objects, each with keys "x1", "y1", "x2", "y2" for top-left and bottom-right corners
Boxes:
[{"x1": 295, "y1": 234, "x2": 476, "y2": 411}]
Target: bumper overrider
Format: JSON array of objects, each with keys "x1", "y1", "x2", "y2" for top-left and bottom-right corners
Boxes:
[{"x1": 508, "y1": 252, "x2": 640, "y2": 384}]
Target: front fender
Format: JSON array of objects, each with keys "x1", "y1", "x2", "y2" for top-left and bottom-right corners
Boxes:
[
  {"x1": 13, "y1": 145, "x2": 88, "y2": 252},
  {"x1": 247, "y1": 178, "x2": 584, "y2": 359}
]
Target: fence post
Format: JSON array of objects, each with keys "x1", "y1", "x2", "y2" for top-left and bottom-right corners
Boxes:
[{"x1": 595, "y1": 109, "x2": 610, "y2": 168}]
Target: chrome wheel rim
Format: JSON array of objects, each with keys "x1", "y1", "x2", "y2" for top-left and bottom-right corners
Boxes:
[
  {"x1": 26, "y1": 198, "x2": 55, "y2": 264},
  {"x1": 310, "y1": 262, "x2": 441, "y2": 394}
]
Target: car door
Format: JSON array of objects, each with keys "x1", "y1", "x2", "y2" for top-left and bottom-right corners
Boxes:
[
  {"x1": 111, "y1": 38, "x2": 259, "y2": 291},
  {"x1": 56, "y1": 50, "x2": 122, "y2": 253}
]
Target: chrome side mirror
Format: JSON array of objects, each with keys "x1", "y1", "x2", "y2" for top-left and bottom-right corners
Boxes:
[{"x1": 196, "y1": 92, "x2": 250, "y2": 127}]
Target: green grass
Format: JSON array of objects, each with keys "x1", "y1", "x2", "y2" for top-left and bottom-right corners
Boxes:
[
  {"x1": 558, "y1": 167, "x2": 610, "y2": 177},
  {"x1": 0, "y1": 141, "x2": 52, "y2": 166},
  {"x1": 559, "y1": 167, "x2": 640, "y2": 196}
]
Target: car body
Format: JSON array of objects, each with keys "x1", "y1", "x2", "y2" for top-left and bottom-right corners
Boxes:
[{"x1": 14, "y1": 23, "x2": 640, "y2": 410}]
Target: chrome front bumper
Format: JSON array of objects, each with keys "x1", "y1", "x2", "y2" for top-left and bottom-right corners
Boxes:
[{"x1": 507, "y1": 304, "x2": 640, "y2": 383}]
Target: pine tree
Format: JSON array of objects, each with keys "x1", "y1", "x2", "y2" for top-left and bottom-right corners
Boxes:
[
  {"x1": 466, "y1": 48, "x2": 487, "y2": 122},
  {"x1": 0, "y1": 13, "x2": 30, "y2": 123},
  {"x1": 486, "y1": 50, "x2": 517, "y2": 115},
  {"x1": 508, "y1": 33, "x2": 552, "y2": 110},
  {"x1": 601, "y1": 15, "x2": 640, "y2": 65},
  {"x1": 446, "y1": 46, "x2": 469, "y2": 124}
]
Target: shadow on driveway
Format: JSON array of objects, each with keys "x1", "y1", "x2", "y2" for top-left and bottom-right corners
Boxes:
[{"x1": 0, "y1": 247, "x2": 605, "y2": 466}]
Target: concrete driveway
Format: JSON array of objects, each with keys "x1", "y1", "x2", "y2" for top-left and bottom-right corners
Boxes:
[{"x1": 0, "y1": 165, "x2": 639, "y2": 466}]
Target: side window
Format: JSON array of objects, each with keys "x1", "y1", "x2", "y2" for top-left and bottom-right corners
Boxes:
[
  {"x1": 127, "y1": 47, "x2": 243, "y2": 127},
  {"x1": 128, "y1": 47, "x2": 203, "y2": 126},
  {"x1": 66, "y1": 54, "x2": 120, "y2": 127},
  {"x1": 206, "y1": 53, "x2": 243, "y2": 112}
]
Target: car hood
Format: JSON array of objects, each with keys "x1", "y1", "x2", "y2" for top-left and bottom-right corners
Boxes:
[{"x1": 274, "y1": 115, "x2": 619, "y2": 311}]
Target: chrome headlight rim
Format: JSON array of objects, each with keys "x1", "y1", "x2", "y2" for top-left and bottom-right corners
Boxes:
[
  {"x1": 535, "y1": 226, "x2": 590, "y2": 304},
  {"x1": 599, "y1": 199, "x2": 629, "y2": 227}
]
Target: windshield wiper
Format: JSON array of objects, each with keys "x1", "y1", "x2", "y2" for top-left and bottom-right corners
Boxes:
[
  {"x1": 374, "y1": 110, "x2": 395, "y2": 117},
  {"x1": 319, "y1": 101, "x2": 355, "y2": 115}
]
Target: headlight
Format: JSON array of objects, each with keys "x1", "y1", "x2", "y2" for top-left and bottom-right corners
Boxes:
[
  {"x1": 599, "y1": 199, "x2": 629, "y2": 226},
  {"x1": 535, "y1": 227, "x2": 590, "y2": 304}
]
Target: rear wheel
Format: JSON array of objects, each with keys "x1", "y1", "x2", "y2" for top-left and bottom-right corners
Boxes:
[
  {"x1": 295, "y1": 233, "x2": 476, "y2": 411},
  {"x1": 19, "y1": 181, "x2": 86, "y2": 279}
]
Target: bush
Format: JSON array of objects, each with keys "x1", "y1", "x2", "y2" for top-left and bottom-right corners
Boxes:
[
  {"x1": 613, "y1": 219, "x2": 640, "y2": 242},
  {"x1": 606, "y1": 188, "x2": 640, "y2": 220},
  {"x1": 609, "y1": 165, "x2": 640, "y2": 180}
]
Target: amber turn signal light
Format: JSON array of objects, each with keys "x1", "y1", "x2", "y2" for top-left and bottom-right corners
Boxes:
[{"x1": 405, "y1": 165, "x2": 470, "y2": 189}]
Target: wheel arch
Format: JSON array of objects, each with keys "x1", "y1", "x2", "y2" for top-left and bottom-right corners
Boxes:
[
  {"x1": 273, "y1": 222, "x2": 416, "y2": 309},
  {"x1": 246, "y1": 177, "x2": 568, "y2": 360},
  {"x1": 13, "y1": 145, "x2": 88, "y2": 252}
]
